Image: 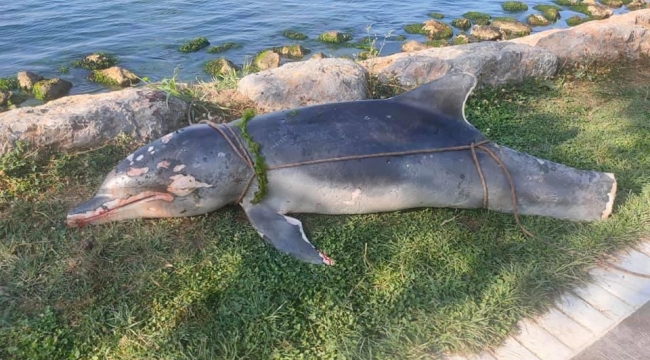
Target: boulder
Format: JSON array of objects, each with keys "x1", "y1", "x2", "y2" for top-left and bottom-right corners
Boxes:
[
  {"x1": 272, "y1": 45, "x2": 311, "y2": 59},
  {"x1": 32, "y1": 78, "x2": 73, "y2": 101},
  {"x1": 17, "y1": 71, "x2": 44, "y2": 90},
  {"x1": 401, "y1": 40, "x2": 429, "y2": 52},
  {"x1": 470, "y1": 25, "x2": 503, "y2": 41},
  {"x1": 359, "y1": 41, "x2": 558, "y2": 88},
  {"x1": 422, "y1": 19, "x2": 453, "y2": 39},
  {"x1": 510, "y1": 9, "x2": 650, "y2": 64},
  {"x1": 451, "y1": 34, "x2": 470, "y2": 45},
  {"x1": 583, "y1": 0, "x2": 614, "y2": 18},
  {"x1": 253, "y1": 50, "x2": 281, "y2": 70},
  {"x1": 204, "y1": 58, "x2": 239, "y2": 77},
  {"x1": 491, "y1": 19, "x2": 532, "y2": 37},
  {"x1": 238, "y1": 58, "x2": 368, "y2": 111},
  {"x1": 90, "y1": 66, "x2": 140, "y2": 87},
  {"x1": 0, "y1": 88, "x2": 188, "y2": 157},
  {"x1": 626, "y1": 0, "x2": 648, "y2": 9},
  {"x1": 72, "y1": 53, "x2": 118, "y2": 70},
  {"x1": 309, "y1": 52, "x2": 328, "y2": 60},
  {"x1": 451, "y1": 18, "x2": 472, "y2": 30},
  {"x1": 527, "y1": 14, "x2": 551, "y2": 26}
]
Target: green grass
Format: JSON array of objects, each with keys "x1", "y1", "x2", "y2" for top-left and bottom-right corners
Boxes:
[{"x1": 2, "y1": 63, "x2": 650, "y2": 359}]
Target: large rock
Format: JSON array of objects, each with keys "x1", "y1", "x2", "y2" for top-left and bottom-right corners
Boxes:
[
  {"x1": 360, "y1": 41, "x2": 558, "y2": 88},
  {"x1": 510, "y1": 9, "x2": 650, "y2": 64},
  {"x1": 253, "y1": 50, "x2": 281, "y2": 70},
  {"x1": 32, "y1": 78, "x2": 73, "y2": 101},
  {"x1": 90, "y1": 66, "x2": 140, "y2": 87},
  {"x1": 0, "y1": 88, "x2": 188, "y2": 157},
  {"x1": 583, "y1": 0, "x2": 614, "y2": 18},
  {"x1": 422, "y1": 19, "x2": 453, "y2": 39},
  {"x1": 238, "y1": 58, "x2": 368, "y2": 111},
  {"x1": 470, "y1": 25, "x2": 503, "y2": 41},
  {"x1": 491, "y1": 19, "x2": 532, "y2": 37},
  {"x1": 17, "y1": 71, "x2": 43, "y2": 90}
]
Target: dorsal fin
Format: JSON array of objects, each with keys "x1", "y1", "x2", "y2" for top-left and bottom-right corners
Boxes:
[{"x1": 391, "y1": 72, "x2": 477, "y2": 124}]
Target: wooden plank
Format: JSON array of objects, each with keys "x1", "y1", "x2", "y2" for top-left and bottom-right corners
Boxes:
[{"x1": 553, "y1": 293, "x2": 615, "y2": 334}]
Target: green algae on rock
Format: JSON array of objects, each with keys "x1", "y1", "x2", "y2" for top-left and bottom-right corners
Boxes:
[
  {"x1": 178, "y1": 37, "x2": 210, "y2": 53},
  {"x1": 527, "y1": 13, "x2": 551, "y2": 26},
  {"x1": 462, "y1": 11, "x2": 492, "y2": 25},
  {"x1": 71, "y1": 52, "x2": 118, "y2": 70},
  {"x1": 533, "y1": 4, "x2": 561, "y2": 21},
  {"x1": 317, "y1": 31, "x2": 352, "y2": 43},
  {"x1": 89, "y1": 67, "x2": 140, "y2": 87},
  {"x1": 566, "y1": 15, "x2": 593, "y2": 26},
  {"x1": 502, "y1": 1, "x2": 529, "y2": 11},
  {"x1": 0, "y1": 77, "x2": 19, "y2": 91},
  {"x1": 282, "y1": 30, "x2": 308, "y2": 40},
  {"x1": 451, "y1": 18, "x2": 472, "y2": 30},
  {"x1": 32, "y1": 78, "x2": 72, "y2": 101},
  {"x1": 207, "y1": 42, "x2": 242, "y2": 54},
  {"x1": 422, "y1": 19, "x2": 453, "y2": 39},
  {"x1": 272, "y1": 45, "x2": 311, "y2": 59},
  {"x1": 204, "y1": 58, "x2": 239, "y2": 77},
  {"x1": 428, "y1": 12, "x2": 445, "y2": 19},
  {"x1": 404, "y1": 23, "x2": 426, "y2": 34}
]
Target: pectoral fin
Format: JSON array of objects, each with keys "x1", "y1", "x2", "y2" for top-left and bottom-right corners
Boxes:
[{"x1": 242, "y1": 202, "x2": 334, "y2": 266}]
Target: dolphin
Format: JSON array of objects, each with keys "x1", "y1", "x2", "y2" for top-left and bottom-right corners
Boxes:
[{"x1": 66, "y1": 73, "x2": 617, "y2": 265}]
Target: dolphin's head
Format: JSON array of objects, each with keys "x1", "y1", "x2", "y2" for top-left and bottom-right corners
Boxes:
[{"x1": 66, "y1": 125, "x2": 252, "y2": 227}]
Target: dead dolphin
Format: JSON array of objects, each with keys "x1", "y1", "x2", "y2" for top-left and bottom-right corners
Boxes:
[{"x1": 66, "y1": 73, "x2": 617, "y2": 265}]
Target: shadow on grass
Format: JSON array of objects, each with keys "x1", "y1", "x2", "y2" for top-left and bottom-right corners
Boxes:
[{"x1": 1, "y1": 64, "x2": 649, "y2": 359}]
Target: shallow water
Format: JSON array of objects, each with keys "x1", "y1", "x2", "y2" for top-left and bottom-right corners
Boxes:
[{"x1": 0, "y1": 0, "x2": 629, "y2": 95}]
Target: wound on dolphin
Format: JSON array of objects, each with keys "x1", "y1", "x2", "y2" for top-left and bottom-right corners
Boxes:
[{"x1": 66, "y1": 72, "x2": 617, "y2": 267}]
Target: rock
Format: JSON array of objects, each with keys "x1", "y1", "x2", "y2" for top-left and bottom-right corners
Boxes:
[
  {"x1": 626, "y1": 0, "x2": 648, "y2": 9},
  {"x1": 71, "y1": 52, "x2": 118, "y2": 70},
  {"x1": 0, "y1": 88, "x2": 188, "y2": 157},
  {"x1": 17, "y1": 71, "x2": 44, "y2": 90},
  {"x1": 422, "y1": 19, "x2": 453, "y2": 39},
  {"x1": 32, "y1": 78, "x2": 73, "y2": 101},
  {"x1": 566, "y1": 15, "x2": 589, "y2": 26},
  {"x1": 0, "y1": 90, "x2": 9, "y2": 107},
  {"x1": 451, "y1": 34, "x2": 470, "y2": 45},
  {"x1": 253, "y1": 50, "x2": 281, "y2": 71},
  {"x1": 359, "y1": 41, "x2": 558, "y2": 88},
  {"x1": 451, "y1": 18, "x2": 472, "y2": 30},
  {"x1": 502, "y1": 1, "x2": 529, "y2": 11},
  {"x1": 470, "y1": 25, "x2": 503, "y2": 41},
  {"x1": 204, "y1": 58, "x2": 239, "y2": 77},
  {"x1": 317, "y1": 31, "x2": 352, "y2": 43},
  {"x1": 401, "y1": 40, "x2": 429, "y2": 52},
  {"x1": 491, "y1": 18, "x2": 532, "y2": 37},
  {"x1": 309, "y1": 52, "x2": 328, "y2": 60},
  {"x1": 599, "y1": 0, "x2": 623, "y2": 8},
  {"x1": 533, "y1": 5, "x2": 561, "y2": 21},
  {"x1": 510, "y1": 9, "x2": 650, "y2": 64},
  {"x1": 89, "y1": 66, "x2": 140, "y2": 87},
  {"x1": 583, "y1": 0, "x2": 614, "y2": 18},
  {"x1": 272, "y1": 45, "x2": 311, "y2": 59},
  {"x1": 238, "y1": 58, "x2": 368, "y2": 111},
  {"x1": 527, "y1": 14, "x2": 551, "y2": 26}
]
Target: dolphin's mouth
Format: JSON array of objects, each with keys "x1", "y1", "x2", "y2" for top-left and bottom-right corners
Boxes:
[{"x1": 66, "y1": 191, "x2": 174, "y2": 228}]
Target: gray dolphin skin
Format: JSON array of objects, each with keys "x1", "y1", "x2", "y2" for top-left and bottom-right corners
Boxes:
[{"x1": 66, "y1": 73, "x2": 617, "y2": 266}]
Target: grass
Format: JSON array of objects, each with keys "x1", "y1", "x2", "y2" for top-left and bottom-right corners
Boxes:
[{"x1": 2, "y1": 61, "x2": 650, "y2": 359}]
